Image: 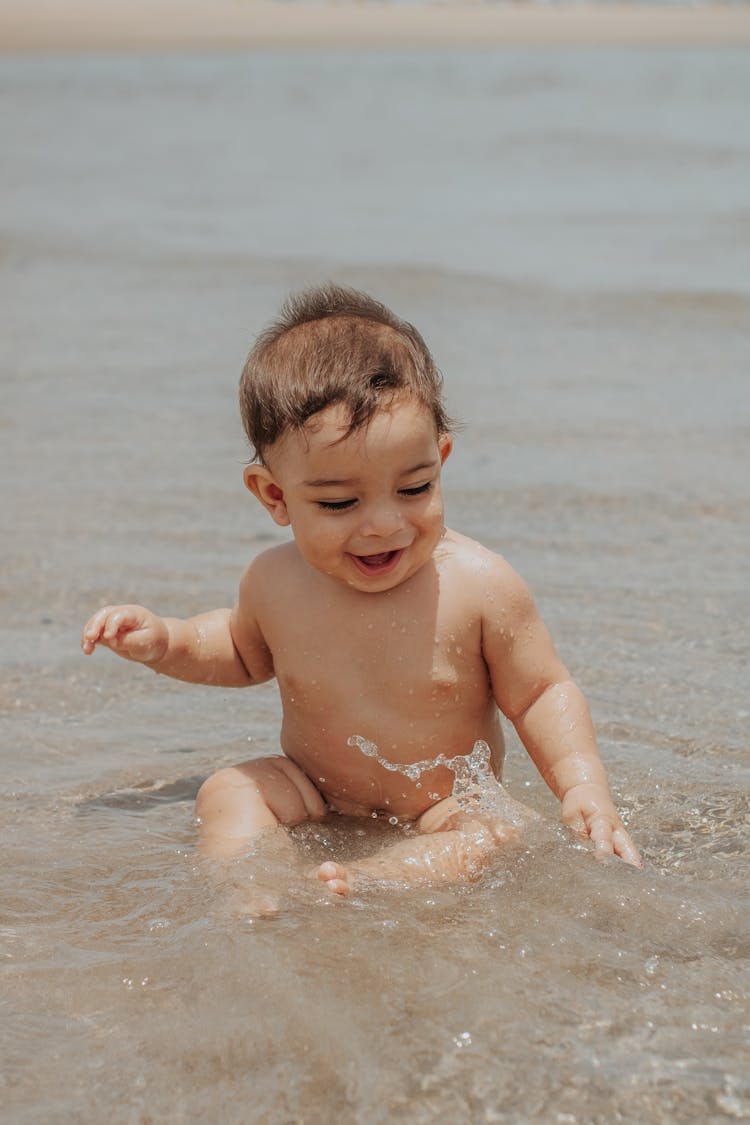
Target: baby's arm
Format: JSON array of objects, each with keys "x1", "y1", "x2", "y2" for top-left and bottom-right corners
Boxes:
[
  {"x1": 483, "y1": 562, "x2": 642, "y2": 867},
  {"x1": 81, "y1": 605, "x2": 251, "y2": 685},
  {"x1": 81, "y1": 564, "x2": 274, "y2": 688}
]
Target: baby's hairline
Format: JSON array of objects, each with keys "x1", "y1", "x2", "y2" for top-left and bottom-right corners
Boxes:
[{"x1": 250, "y1": 391, "x2": 454, "y2": 467}]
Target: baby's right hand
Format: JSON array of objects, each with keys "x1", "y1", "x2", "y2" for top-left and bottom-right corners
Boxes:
[{"x1": 81, "y1": 605, "x2": 169, "y2": 665}]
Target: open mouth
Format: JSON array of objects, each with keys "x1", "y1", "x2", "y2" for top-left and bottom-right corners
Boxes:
[{"x1": 350, "y1": 549, "x2": 404, "y2": 576}]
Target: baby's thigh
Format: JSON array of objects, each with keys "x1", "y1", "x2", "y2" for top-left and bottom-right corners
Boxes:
[{"x1": 196, "y1": 755, "x2": 327, "y2": 835}]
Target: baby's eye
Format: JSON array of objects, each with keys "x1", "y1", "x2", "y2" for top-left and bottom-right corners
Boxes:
[
  {"x1": 317, "y1": 499, "x2": 357, "y2": 511},
  {"x1": 399, "y1": 481, "x2": 433, "y2": 498}
]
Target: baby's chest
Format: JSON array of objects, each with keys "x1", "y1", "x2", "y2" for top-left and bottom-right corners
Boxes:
[{"x1": 272, "y1": 610, "x2": 486, "y2": 710}]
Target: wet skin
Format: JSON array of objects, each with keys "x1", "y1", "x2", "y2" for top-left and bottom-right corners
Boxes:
[{"x1": 82, "y1": 396, "x2": 641, "y2": 899}]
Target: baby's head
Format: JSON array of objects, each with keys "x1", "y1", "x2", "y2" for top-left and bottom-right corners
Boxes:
[
  {"x1": 239, "y1": 284, "x2": 452, "y2": 464},
  {"x1": 240, "y1": 286, "x2": 454, "y2": 590}
]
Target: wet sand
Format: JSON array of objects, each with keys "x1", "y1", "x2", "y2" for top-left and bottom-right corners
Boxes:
[{"x1": 2, "y1": 0, "x2": 750, "y2": 51}]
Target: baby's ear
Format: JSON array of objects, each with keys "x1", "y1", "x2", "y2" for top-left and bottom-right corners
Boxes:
[
  {"x1": 243, "y1": 466, "x2": 290, "y2": 526},
  {"x1": 438, "y1": 433, "x2": 453, "y2": 465}
]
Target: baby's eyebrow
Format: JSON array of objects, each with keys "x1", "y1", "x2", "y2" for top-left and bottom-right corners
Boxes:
[
  {"x1": 401, "y1": 459, "x2": 439, "y2": 476},
  {"x1": 304, "y1": 477, "x2": 357, "y2": 488},
  {"x1": 303, "y1": 459, "x2": 438, "y2": 489}
]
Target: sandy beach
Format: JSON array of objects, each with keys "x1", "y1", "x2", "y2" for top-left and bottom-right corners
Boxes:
[{"x1": 2, "y1": 0, "x2": 750, "y2": 51}]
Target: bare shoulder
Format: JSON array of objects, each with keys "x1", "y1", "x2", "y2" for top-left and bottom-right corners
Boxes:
[
  {"x1": 238, "y1": 541, "x2": 302, "y2": 594},
  {"x1": 442, "y1": 531, "x2": 568, "y2": 717},
  {"x1": 441, "y1": 529, "x2": 534, "y2": 612}
]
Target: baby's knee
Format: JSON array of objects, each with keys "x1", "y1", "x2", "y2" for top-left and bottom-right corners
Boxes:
[
  {"x1": 196, "y1": 756, "x2": 326, "y2": 830},
  {"x1": 417, "y1": 796, "x2": 519, "y2": 864},
  {"x1": 417, "y1": 796, "x2": 463, "y2": 835},
  {"x1": 193, "y1": 764, "x2": 280, "y2": 856},
  {"x1": 196, "y1": 765, "x2": 249, "y2": 808},
  {"x1": 195, "y1": 764, "x2": 262, "y2": 828}
]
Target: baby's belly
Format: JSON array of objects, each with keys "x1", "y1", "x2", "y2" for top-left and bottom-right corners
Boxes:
[
  {"x1": 320, "y1": 762, "x2": 458, "y2": 819},
  {"x1": 282, "y1": 713, "x2": 506, "y2": 820}
]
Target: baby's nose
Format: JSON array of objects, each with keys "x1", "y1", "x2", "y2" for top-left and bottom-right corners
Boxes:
[{"x1": 358, "y1": 501, "x2": 404, "y2": 537}]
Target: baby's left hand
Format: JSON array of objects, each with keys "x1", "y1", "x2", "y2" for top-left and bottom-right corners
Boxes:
[{"x1": 561, "y1": 783, "x2": 642, "y2": 868}]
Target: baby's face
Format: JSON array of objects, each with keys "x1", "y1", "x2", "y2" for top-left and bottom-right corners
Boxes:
[{"x1": 258, "y1": 396, "x2": 452, "y2": 593}]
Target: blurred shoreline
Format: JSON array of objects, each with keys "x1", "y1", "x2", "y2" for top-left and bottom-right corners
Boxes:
[{"x1": 2, "y1": 0, "x2": 750, "y2": 53}]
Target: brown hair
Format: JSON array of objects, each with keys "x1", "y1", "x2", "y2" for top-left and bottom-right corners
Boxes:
[{"x1": 239, "y1": 284, "x2": 452, "y2": 462}]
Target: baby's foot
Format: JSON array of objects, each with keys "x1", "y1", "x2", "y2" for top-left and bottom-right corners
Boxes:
[{"x1": 316, "y1": 860, "x2": 354, "y2": 897}]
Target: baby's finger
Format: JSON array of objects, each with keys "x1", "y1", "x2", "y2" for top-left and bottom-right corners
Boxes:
[
  {"x1": 101, "y1": 610, "x2": 124, "y2": 642},
  {"x1": 613, "y1": 827, "x2": 643, "y2": 869},
  {"x1": 81, "y1": 606, "x2": 114, "y2": 653},
  {"x1": 101, "y1": 607, "x2": 139, "y2": 644},
  {"x1": 588, "y1": 814, "x2": 616, "y2": 858}
]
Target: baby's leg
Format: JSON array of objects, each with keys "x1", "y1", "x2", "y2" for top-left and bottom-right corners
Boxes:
[
  {"x1": 316, "y1": 797, "x2": 519, "y2": 897},
  {"x1": 196, "y1": 755, "x2": 327, "y2": 860}
]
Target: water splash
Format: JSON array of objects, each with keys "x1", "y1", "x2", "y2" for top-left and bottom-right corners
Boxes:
[{"x1": 347, "y1": 735, "x2": 525, "y2": 824}]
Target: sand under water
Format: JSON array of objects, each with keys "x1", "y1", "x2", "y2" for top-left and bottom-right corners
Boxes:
[{"x1": 1, "y1": 44, "x2": 749, "y2": 1124}]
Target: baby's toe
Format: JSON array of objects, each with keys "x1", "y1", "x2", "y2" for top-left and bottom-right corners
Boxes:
[{"x1": 316, "y1": 861, "x2": 351, "y2": 897}]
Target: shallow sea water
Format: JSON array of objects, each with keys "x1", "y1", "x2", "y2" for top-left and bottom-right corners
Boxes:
[{"x1": 1, "y1": 48, "x2": 749, "y2": 1124}]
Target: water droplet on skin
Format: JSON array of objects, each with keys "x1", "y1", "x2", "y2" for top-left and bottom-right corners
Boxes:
[
  {"x1": 346, "y1": 735, "x2": 525, "y2": 824},
  {"x1": 388, "y1": 816, "x2": 399, "y2": 825}
]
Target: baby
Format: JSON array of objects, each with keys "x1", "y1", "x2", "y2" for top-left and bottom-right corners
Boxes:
[{"x1": 81, "y1": 285, "x2": 641, "y2": 896}]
